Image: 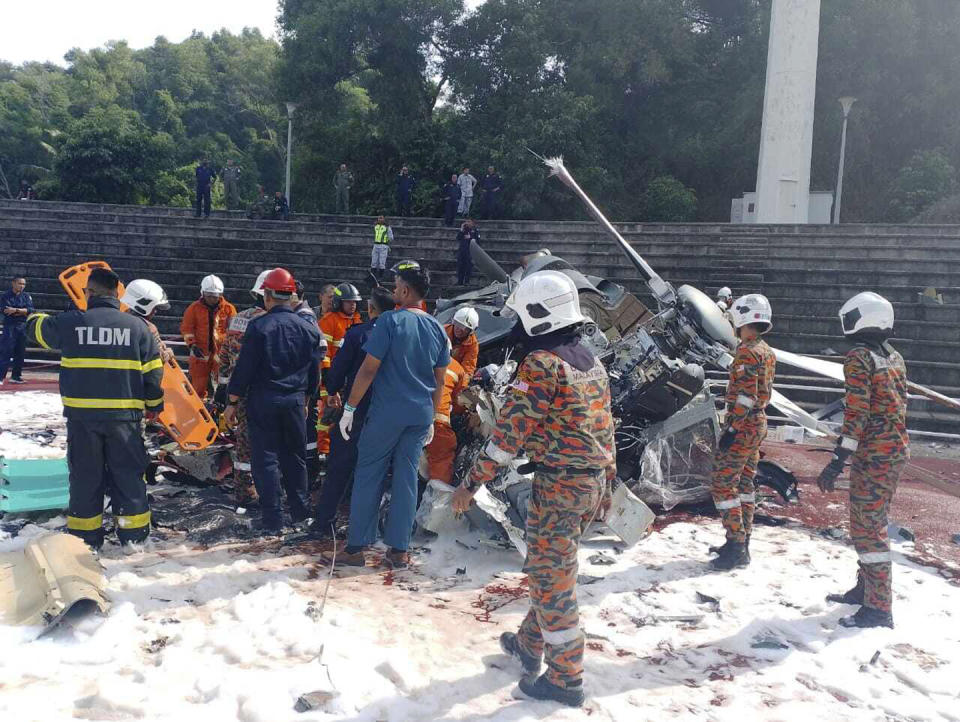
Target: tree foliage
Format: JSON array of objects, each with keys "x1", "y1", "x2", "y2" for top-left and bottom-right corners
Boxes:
[{"x1": 4, "y1": 2, "x2": 960, "y2": 221}]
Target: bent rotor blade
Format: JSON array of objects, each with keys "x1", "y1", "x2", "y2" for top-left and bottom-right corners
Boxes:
[
  {"x1": 774, "y1": 347, "x2": 960, "y2": 412},
  {"x1": 769, "y1": 389, "x2": 829, "y2": 437},
  {"x1": 535, "y1": 153, "x2": 675, "y2": 305}
]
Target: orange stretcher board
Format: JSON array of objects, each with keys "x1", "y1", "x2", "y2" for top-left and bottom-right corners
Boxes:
[
  {"x1": 58, "y1": 262, "x2": 218, "y2": 450},
  {"x1": 58, "y1": 261, "x2": 128, "y2": 311}
]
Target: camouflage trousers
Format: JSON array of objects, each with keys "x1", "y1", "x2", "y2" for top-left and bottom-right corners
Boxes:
[
  {"x1": 849, "y1": 455, "x2": 905, "y2": 613},
  {"x1": 517, "y1": 470, "x2": 603, "y2": 687},
  {"x1": 230, "y1": 403, "x2": 259, "y2": 505},
  {"x1": 711, "y1": 418, "x2": 766, "y2": 543}
]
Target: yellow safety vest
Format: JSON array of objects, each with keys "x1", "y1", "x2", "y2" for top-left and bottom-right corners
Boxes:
[{"x1": 374, "y1": 224, "x2": 390, "y2": 244}]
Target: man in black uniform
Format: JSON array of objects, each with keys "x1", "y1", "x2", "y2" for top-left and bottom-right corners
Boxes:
[
  {"x1": 224, "y1": 268, "x2": 324, "y2": 533},
  {"x1": 310, "y1": 286, "x2": 393, "y2": 537},
  {"x1": 27, "y1": 268, "x2": 164, "y2": 548}
]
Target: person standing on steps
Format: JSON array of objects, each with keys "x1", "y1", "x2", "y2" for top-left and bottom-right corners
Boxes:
[
  {"x1": 371, "y1": 215, "x2": 393, "y2": 280},
  {"x1": 195, "y1": 159, "x2": 215, "y2": 218},
  {"x1": 817, "y1": 292, "x2": 908, "y2": 630},
  {"x1": 0, "y1": 276, "x2": 33, "y2": 385},
  {"x1": 222, "y1": 159, "x2": 242, "y2": 210},
  {"x1": 396, "y1": 166, "x2": 416, "y2": 217},
  {"x1": 333, "y1": 163, "x2": 354, "y2": 214},
  {"x1": 442, "y1": 174, "x2": 461, "y2": 227},
  {"x1": 709, "y1": 294, "x2": 775, "y2": 571},
  {"x1": 480, "y1": 166, "x2": 504, "y2": 220},
  {"x1": 451, "y1": 270, "x2": 616, "y2": 708},
  {"x1": 457, "y1": 166, "x2": 477, "y2": 217}
]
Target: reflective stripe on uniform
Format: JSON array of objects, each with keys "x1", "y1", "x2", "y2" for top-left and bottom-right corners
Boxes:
[
  {"x1": 435, "y1": 413, "x2": 450, "y2": 424},
  {"x1": 234, "y1": 461, "x2": 252, "y2": 471},
  {"x1": 541, "y1": 626, "x2": 582, "y2": 645},
  {"x1": 736, "y1": 394, "x2": 755, "y2": 409},
  {"x1": 117, "y1": 510, "x2": 151, "y2": 530},
  {"x1": 739, "y1": 493, "x2": 756, "y2": 503},
  {"x1": 306, "y1": 441, "x2": 317, "y2": 450},
  {"x1": 62, "y1": 397, "x2": 146, "y2": 410},
  {"x1": 67, "y1": 514, "x2": 103, "y2": 531},
  {"x1": 218, "y1": 375, "x2": 230, "y2": 384},
  {"x1": 840, "y1": 436, "x2": 859, "y2": 451},
  {"x1": 858, "y1": 550, "x2": 891, "y2": 564},
  {"x1": 61, "y1": 357, "x2": 159, "y2": 372},
  {"x1": 32, "y1": 313, "x2": 52, "y2": 349},
  {"x1": 145, "y1": 397, "x2": 164, "y2": 408},
  {"x1": 483, "y1": 440, "x2": 514, "y2": 465},
  {"x1": 445, "y1": 368, "x2": 459, "y2": 382},
  {"x1": 714, "y1": 498, "x2": 741, "y2": 510}
]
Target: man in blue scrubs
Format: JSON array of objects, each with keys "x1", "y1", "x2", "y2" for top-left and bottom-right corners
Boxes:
[{"x1": 330, "y1": 260, "x2": 449, "y2": 568}]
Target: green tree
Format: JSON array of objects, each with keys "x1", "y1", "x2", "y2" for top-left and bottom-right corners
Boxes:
[
  {"x1": 886, "y1": 149, "x2": 956, "y2": 222},
  {"x1": 643, "y1": 175, "x2": 698, "y2": 221}
]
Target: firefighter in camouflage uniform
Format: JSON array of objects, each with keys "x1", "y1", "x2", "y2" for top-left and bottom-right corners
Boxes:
[
  {"x1": 215, "y1": 271, "x2": 270, "y2": 505},
  {"x1": 817, "y1": 292, "x2": 908, "y2": 629},
  {"x1": 710, "y1": 294, "x2": 776, "y2": 571},
  {"x1": 453, "y1": 270, "x2": 616, "y2": 708}
]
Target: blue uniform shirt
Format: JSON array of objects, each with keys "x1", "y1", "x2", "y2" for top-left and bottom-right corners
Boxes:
[
  {"x1": 326, "y1": 318, "x2": 376, "y2": 416},
  {"x1": 195, "y1": 164, "x2": 215, "y2": 190},
  {"x1": 363, "y1": 309, "x2": 450, "y2": 426},
  {"x1": 0, "y1": 289, "x2": 34, "y2": 328},
  {"x1": 228, "y1": 306, "x2": 323, "y2": 401}
]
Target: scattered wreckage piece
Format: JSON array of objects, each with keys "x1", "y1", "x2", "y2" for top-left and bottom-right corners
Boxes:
[
  {"x1": 0, "y1": 457, "x2": 70, "y2": 514},
  {"x1": 0, "y1": 532, "x2": 109, "y2": 629}
]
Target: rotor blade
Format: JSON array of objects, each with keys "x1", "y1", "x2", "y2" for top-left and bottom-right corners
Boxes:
[
  {"x1": 906, "y1": 381, "x2": 960, "y2": 412},
  {"x1": 768, "y1": 389, "x2": 829, "y2": 437},
  {"x1": 538, "y1": 154, "x2": 675, "y2": 305},
  {"x1": 470, "y1": 239, "x2": 509, "y2": 284},
  {"x1": 773, "y1": 348, "x2": 844, "y2": 382},
  {"x1": 774, "y1": 347, "x2": 960, "y2": 412}
]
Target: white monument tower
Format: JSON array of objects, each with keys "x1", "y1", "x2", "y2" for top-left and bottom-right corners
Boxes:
[{"x1": 752, "y1": 0, "x2": 822, "y2": 223}]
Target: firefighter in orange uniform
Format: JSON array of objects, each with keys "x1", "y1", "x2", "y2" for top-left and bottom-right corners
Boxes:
[
  {"x1": 445, "y1": 306, "x2": 479, "y2": 378},
  {"x1": 180, "y1": 274, "x2": 237, "y2": 398},
  {"x1": 424, "y1": 356, "x2": 468, "y2": 485},
  {"x1": 316, "y1": 283, "x2": 363, "y2": 453}
]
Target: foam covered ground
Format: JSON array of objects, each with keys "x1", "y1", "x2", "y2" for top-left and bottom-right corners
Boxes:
[{"x1": 1, "y1": 516, "x2": 958, "y2": 721}]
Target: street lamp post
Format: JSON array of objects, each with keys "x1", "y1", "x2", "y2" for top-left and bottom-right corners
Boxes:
[
  {"x1": 285, "y1": 102, "x2": 298, "y2": 210},
  {"x1": 833, "y1": 96, "x2": 857, "y2": 224}
]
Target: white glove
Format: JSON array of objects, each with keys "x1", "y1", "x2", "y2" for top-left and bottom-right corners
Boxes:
[
  {"x1": 423, "y1": 424, "x2": 435, "y2": 447},
  {"x1": 339, "y1": 407, "x2": 355, "y2": 441}
]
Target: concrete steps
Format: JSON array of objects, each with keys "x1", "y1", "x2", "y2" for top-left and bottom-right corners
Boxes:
[{"x1": 3, "y1": 198, "x2": 959, "y2": 433}]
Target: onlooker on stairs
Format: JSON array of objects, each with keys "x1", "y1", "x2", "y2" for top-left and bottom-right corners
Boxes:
[
  {"x1": 442, "y1": 174, "x2": 462, "y2": 227},
  {"x1": 16, "y1": 180, "x2": 35, "y2": 200},
  {"x1": 221, "y1": 159, "x2": 242, "y2": 210},
  {"x1": 371, "y1": 215, "x2": 394, "y2": 280},
  {"x1": 195, "y1": 159, "x2": 215, "y2": 218},
  {"x1": 247, "y1": 186, "x2": 270, "y2": 219},
  {"x1": 396, "y1": 166, "x2": 416, "y2": 217},
  {"x1": 0, "y1": 276, "x2": 33, "y2": 385},
  {"x1": 480, "y1": 166, "x2": 504, "y2": 219},
  {"x1": 456, "y1": 219, "x2": 480, "y2": 285},
  {"x1": 271, "y1": 191, "x2": 290, "y2": 221},
  {"x1": 457, "y1": 167, "x2": 477, "y2": 217},
  {"x1": 333, "y1": 163, "x2": 354, "y2": 214},
  {"x1": 181, "y1": 274, "x2": 237, "y2": 399}
]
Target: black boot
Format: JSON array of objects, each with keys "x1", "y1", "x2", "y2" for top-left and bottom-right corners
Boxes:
[
  {"x1": 500, "y1": 632, "x2": 541, "y2": 676},
  {"x1": 710, "y1": 540, "x2": 749, "y2": 571},
  {"x1": 826, "y1": 577, "x2": 865, "y2": 605},
  {"x1": 514, "y1": 674, "x2": 584, "y2": 708},
  {"x1": 838, "y1": 605, "x2": 893, "y2": 629},
  {"x1": 709, "y1": 533, "x2": 750, "y2": 558}
]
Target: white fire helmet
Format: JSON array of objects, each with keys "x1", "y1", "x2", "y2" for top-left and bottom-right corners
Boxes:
[
  {"x1": 250, "y1": 269, "x2": 273, "y2": 298},
  {"x1": 120, "y1": 279, "x2": 170, "y2": 317},
  {"x1": 728, "y1": 293, "x2": 772, "y2": 334},
  {"x1": 503, "y1": 270, "x2": 586, "y2": 336},
  {"x1": 453, "y1": 306, "x2": 479, "y2": 332},
  {"x1": 717, "y1": 286, "x2": 732, "y2": 301},
  {"x1": 839, "y1": 292, "x2": 894, "y2": 336},
  {"x1": 200, "y1": 274, "x2": 224, "y2": 296}
]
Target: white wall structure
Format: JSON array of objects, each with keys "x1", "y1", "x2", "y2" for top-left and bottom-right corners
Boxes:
[{"x1": 752, "y1": 0, "x2": 822, "y2": 223}]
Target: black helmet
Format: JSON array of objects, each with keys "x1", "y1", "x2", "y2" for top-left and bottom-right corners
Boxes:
[{"x1": 332, "y1": 282, "x2": 362, "y2": 311}]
